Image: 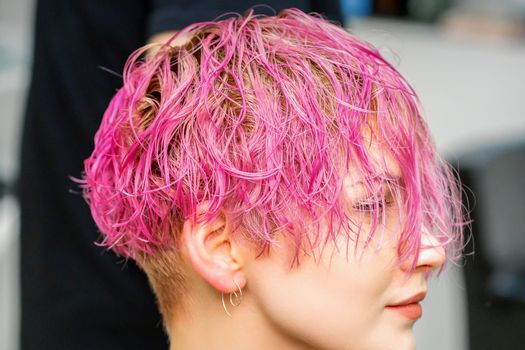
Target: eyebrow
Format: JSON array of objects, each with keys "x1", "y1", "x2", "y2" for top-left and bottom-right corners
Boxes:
[{"x1": 349, "y1": 173, "x2": 404, "y2": 188}]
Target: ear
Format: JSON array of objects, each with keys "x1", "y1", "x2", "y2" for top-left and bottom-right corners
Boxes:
[{"x1": 181, "y1": 205, "x2": 247, "y2": 294}]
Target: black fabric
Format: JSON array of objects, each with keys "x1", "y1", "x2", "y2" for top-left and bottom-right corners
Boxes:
[
  {"x1": 19, "y1": 1, "x2": 342, "y2": 349},
  {"x1": 147, "y1": 0, "x2": 343, "y2": 36},
  {"x1": 457, "y1": 146, "x2": 525, "y2": 350}
]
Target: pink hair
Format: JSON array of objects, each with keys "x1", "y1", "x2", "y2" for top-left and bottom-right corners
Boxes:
[{"x1": 81, "y1": 9, "x2": 464, "y2": 268}]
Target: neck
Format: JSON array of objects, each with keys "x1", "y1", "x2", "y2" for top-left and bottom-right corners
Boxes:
[{"x1": 167, "y1": 290, "x2": 312, "y2": 350}]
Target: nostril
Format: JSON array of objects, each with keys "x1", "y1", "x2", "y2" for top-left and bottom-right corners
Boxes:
[
  {"x1": 421, "y1": 244, "x2": 446, "y2": 268},
  {"x1": 417, "y1": 232, "x2": 446, "y2": 269}
]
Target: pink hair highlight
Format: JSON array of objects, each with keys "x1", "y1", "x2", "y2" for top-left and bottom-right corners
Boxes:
[{"x1": 81, "y1": 9, "x2": 464, "y2": 267}]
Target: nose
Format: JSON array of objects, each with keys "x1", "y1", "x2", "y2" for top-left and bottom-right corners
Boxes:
[{"x1": 415, "y1": 230, "x2": 446, "y2": 271}]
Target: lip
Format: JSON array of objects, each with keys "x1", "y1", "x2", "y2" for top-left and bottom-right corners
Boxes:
[
  {"x1": 385, "y1": 291, "x2": 427, "y2": 320},
  {"x1": 389, "y1": 291, "x2": 427, "y2": 306}
]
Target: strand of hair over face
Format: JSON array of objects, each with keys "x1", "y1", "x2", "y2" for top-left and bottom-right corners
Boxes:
[{"x1": 81, "y1": 8, "x2": 465, "y2": 268}]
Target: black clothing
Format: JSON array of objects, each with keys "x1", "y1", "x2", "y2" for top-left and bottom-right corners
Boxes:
[{"x1": 19, "y1": 1, "x2": 342, "y2": 349}]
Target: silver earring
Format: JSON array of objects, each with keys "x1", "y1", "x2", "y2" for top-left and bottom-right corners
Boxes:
[{"x1": 221, "y1": 279, "x2": 243, "y2": 318}]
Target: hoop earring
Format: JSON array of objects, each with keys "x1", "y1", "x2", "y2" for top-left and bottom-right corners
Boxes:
[{"x1": 221, "y1": 279, "x2": 243, "y2": 318}]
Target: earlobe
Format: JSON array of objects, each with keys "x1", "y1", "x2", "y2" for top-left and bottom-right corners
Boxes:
[{"x1": 181, "y1": 212, "x2": 247, "y2": 294}]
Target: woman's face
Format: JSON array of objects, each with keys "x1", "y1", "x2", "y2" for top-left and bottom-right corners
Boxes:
[{"x1": 243, "y1": 172, "x2": 446, "y2": 350}]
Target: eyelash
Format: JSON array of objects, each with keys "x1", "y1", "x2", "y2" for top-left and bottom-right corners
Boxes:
[{"x1": 353, "y1": 197, "x2": 394, "y2": 213}]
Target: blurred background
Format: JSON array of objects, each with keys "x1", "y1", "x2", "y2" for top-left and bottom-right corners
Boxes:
[{"x1": 1, "y1": 0, "x2": 524, "y2": 349}]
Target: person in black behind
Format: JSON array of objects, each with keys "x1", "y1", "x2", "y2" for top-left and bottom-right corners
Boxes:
[{"x1": 19, "y1": 1, "x2": 342, "y2": 349}]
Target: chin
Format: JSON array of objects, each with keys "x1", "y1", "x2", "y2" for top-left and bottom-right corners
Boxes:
[
  {"x1": 373, "y1": 328, "x2": 416, "y2": 350},
  {"x1": 395, "y1": 331, "x2": 416, "y2": 350},
  {"x1": 341, "y1": 330, "x2": 416, "y2": 350}
]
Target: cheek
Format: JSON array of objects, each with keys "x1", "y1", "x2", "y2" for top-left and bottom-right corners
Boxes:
[{"x1": 247, "y1": 245, "x2": 399, "y2": 349}]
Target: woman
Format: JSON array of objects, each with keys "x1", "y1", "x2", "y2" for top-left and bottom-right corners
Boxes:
[{"x1": 82, "y1": 8, "x2": 464, "y2": 349}]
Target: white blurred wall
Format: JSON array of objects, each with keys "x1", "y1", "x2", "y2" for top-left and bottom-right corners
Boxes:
[{"x1": 351, "y1": 18, "x2": 525, "y2": 157}]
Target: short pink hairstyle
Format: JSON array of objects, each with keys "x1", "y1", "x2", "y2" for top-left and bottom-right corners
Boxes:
[{"x1": 82, "y1": 9, "x2": 464, "y2": 274}]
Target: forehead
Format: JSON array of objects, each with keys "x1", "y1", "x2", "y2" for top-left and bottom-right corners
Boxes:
[{"x1": 343, "y1": 138, "x2": 403, "y2": 190}]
